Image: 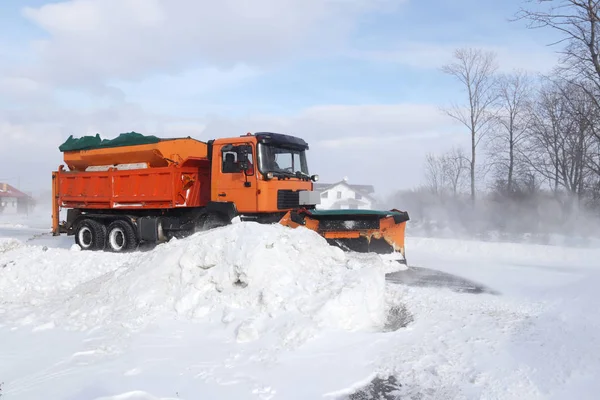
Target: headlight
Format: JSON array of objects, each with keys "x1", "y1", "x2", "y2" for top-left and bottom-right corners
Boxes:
[
  {"x1": 311, "y1": 174, "x2": 319, "y2": 182},
  {"x1": 266, "y1": 172, "x2": 274, "y2": 179}
]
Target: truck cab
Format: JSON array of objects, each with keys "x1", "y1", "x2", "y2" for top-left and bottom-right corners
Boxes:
[{"x1": 210, "y1": 132, "x2": 321, "y2": 222}]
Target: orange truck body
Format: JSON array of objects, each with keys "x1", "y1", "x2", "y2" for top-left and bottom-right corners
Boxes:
[
  {"x1": 54, "y1": 138, "x2": 212, "y2": 214},
  {"x1": 52, "y1": 131, "x2": 409, "y2": 260}
]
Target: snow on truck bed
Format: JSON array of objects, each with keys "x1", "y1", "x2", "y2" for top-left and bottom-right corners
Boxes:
[{"x1": 1, "y1": 221, "x2": 600, "y2": 399}]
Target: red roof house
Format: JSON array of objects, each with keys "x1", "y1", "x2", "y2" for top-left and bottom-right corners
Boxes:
[{"x1": 0, "y1": 183, "x2": 33, "y2": 214}]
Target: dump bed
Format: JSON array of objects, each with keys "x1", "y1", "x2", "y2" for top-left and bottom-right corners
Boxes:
[
  {"x1": 54, "y1": 164, "x2": 210, "y2": 210},
  {"x1": 53, "y1": 133, "x2": 211, "y2": 211}
]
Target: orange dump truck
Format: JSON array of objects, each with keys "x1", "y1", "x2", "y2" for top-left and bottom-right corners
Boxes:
[{"x1": 52, "y1": 131, "x2": 409, "y2": 261}]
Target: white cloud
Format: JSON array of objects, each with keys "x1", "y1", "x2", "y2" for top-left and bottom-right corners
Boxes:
[
  {"x1": 353, "y1": 41, "x2": 559, "y2": 74},
  {"x1": 198, "y1": 103, "x2": 463, "y2": 194},
  {"x1": 0, "y1": 77, "x2": 53, "y2": 103},
  {"x1": 111, "y1": 64, "x2": 261, "y2": 113},
  {"x1": 20, "y1": 0, "x2": 399, "y2": 88},
  {"x1": 0, "y1": 103, "x2": 186, "y2": 192},
  {"x1": 2, "y1": 0, "x2": 471, "y2": 197},
  {"x1": 197, "y1": 103, "x2": 454, "y2": 143},
  {"x1": 0, "y1": 102, "x2": 461, "y2": 196},
  {"x1": 116, "y1": 65, "x2": 259, "y2": 95}
]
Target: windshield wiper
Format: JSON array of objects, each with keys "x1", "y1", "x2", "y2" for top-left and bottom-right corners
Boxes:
[
  {"x1": 270, "y1": 170, "x2": 310, "y2": 180},
  {"x1": 270, "y1": 170, "x2": 296, "y2": 178},
  {"x1": 295, "y1": 171, "x2": 312, "y2": 180}
]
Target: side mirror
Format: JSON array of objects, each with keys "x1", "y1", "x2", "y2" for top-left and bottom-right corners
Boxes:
[{"x1": 237, "y1": 144, "x2": 254, "y2": 176}]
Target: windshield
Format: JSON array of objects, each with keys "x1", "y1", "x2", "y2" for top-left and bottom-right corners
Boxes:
[{"x1": 258, "y1": 143, "x2": 309, "y2": 177}]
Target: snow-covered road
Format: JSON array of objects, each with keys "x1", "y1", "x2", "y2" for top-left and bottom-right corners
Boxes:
[{"x1": 1, "y1": 217, "x2": 599, "y2": 400}]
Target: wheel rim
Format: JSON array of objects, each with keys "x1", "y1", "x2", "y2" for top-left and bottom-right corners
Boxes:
[
  {"x1": 109, "y1": 227, "x2": 125, "y2": 251},
  {"x1": 78, "y1": 226, "x2": 93, "y2": 248}
]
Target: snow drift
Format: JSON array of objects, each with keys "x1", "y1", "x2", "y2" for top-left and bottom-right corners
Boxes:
[
  {"x1": 4, "y1": 223, "x2": 600, "y2": 400},
  {"x1": 0, "y1": 222, "x2": 395, "y2": 346}
]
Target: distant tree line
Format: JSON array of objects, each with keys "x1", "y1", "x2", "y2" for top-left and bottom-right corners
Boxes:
[{"x1": 387, "y1": 0, "x2": 600, "y2": 243}]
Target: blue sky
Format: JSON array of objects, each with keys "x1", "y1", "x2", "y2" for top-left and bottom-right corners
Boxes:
[{"x1": 0, "y1": 0, "x2": 561, "y2": 195}]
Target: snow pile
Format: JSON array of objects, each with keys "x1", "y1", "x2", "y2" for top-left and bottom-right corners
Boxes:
[
  {"x1": 95, "y1": 391, "x2": 180, "y2": 400},
  {"x1": 407, "y1": 236, "x2": 600, "y2": 268},
  {"x1": 5, "y1": 221, "x2": 600, "y2": 400},
  {"x1": 374, "y1": 283, "x2": 547, "y2": 399},
  {"x1": 0, "y1": 239, "x2": 133, "y2": 304},
  {"x1": 0, "y1": 222, "x2": 391, "y2": 346},
  {"x1": 0, "y1": 237, "x2": 22, "y2": 254}
]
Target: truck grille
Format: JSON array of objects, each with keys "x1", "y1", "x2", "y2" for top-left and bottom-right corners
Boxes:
[{"x1": 277, "y1": 190, "x2": 300, "y2": 209}]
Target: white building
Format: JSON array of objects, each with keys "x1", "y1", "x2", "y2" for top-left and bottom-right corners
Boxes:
[
  {"x1": 314, "y1": 178, "x2": 376, "y2": 210},
  {"x1": 0, "y1": 183, "x2": 32, "y2": 215}
]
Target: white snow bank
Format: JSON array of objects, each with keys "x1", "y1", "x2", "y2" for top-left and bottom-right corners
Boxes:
[
  {"x1": 4, "y1": 226, "x2": 600, "y2": 400},
  {"x1": 407, "y1": 236, "x2": 600, "y2": 268},
  {"x1": 0, "y1": 206, "x2": 56, "y2": 230},
  {"x1": 0, "y1": 222, "x2": 393, "y2": 346},
  {"x1": 0, "y1": 237, "x2": 22, "y2": 254},
  {"x1": 94, "y1": 391, "x2": 180, "y2": 400}
]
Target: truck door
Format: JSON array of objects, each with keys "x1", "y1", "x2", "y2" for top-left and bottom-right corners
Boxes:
[{"x1": 212, "y1": 143, "x2": 258, "y2": 213}]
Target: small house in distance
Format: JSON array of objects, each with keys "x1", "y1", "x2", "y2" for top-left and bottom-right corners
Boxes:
[
  {"x1": 0, "y1": 183, "x2": 34, "y2": 215},
  {"x1": 314, "y1": 178, "x2": 376, "y2": 210}
]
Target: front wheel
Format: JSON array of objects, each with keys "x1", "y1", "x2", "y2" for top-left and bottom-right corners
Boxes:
[{"x1": 106, "y1": 220, "x2": 138, "y2": 252}]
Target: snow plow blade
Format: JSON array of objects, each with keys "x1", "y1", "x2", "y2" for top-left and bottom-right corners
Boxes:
[{"x1": 279, "y1": 208, "x2": 410, "y2": 263}]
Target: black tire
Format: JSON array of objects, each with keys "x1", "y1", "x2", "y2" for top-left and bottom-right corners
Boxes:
[
  {"x1": 75, "y1": 219, "x2": 107, "y2": 251},
  {"x1": 106, "y1": 220, "x2": 138, "y2": 252}
]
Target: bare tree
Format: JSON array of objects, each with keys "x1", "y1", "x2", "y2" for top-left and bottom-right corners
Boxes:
[
  {"x1": 487, "y1": 70, "x2": 534, "y2": 194},
  {"x1": 424, "y1": 152, "x2": 444, "y2": 195},
  {"x1": 525, "y1": 80, "x2": 568, "y2": 193},
  {"x1": 555, "y1": 79, "x2": 600, "y2": 178},
  {"x1": 441, "y1": 47, "x2": 499, "y2": 204},
  {"x1": 423, "y1": 147, "x2": 468, "y2": 197},
  {"x1": 514, "y1": 1, "x2": 600, "y2": 156},
  {"x1": 562, "y1": 80, "x2": 600, "y2": 200},
  {"x1": 442, "y1": 147, "x2": 469, "y2": 196},
  {"x1": 515, "y1": 1, "x2": 600, "y2": 86},
  {"x1": 524, "y1": 79, "x2": 595, "y2": 204}
]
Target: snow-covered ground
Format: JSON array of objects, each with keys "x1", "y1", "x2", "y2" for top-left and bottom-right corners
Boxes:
[{"x1": 1, "y1": 212, "x2": 600, "y2": 399}]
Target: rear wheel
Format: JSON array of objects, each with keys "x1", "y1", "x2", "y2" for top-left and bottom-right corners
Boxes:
[
  {"x1": 75, "y1": 219, "x2": 106, "y2": 251},
  {"x1": 106, "y1": 220, "x2": 138, "y2": 252}
]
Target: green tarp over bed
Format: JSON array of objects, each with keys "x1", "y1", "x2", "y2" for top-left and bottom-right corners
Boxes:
[
  {"x1": 307, "y1": 209, "x2": 404, "y2": 217},
  {"x1": 59, "y1": 132, "x2": 161, "y2": 152},
  {"x1": 305, "y1": 208, "x2": 410, "y2": 223}
]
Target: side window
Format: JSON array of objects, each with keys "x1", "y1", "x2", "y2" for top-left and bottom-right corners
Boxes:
[
  {"x1": 222, "y1": 149, "x2": 239, "y2": 173},
  {"x1": 221, "y1": 144, "x2": 254, "y2": 174}
]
